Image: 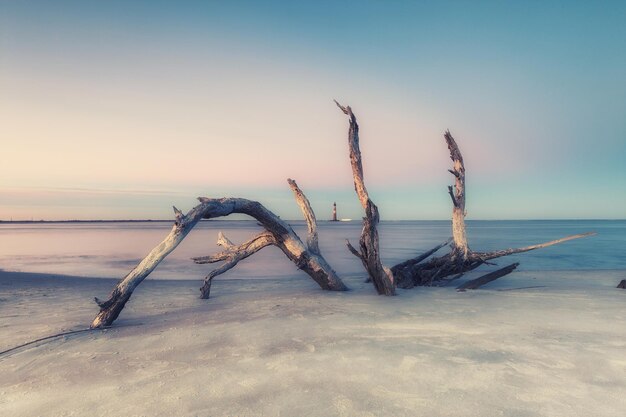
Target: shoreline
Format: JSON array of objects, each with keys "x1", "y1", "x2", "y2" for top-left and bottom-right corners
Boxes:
[
  {"x1": 2, "y1": 219, "x2": 624, "y2": 224},
  {"x1": 3, "y1": 267, "x2": 626, "y2": 283}
]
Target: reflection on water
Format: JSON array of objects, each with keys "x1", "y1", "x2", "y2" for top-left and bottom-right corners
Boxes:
[{"x1": 0, "y1": 220, "x2": 624, "y2": 280}]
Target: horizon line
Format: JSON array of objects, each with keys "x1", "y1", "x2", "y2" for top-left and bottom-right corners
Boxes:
[{"x1": 1, "y1": 218, "x2": 623, "y2": 224}]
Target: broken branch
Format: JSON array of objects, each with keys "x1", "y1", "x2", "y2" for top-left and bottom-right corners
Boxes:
[
  {"x1": 474, "y1": 232, "x2": 596, "y2": 261},
  {"x1": 194, "y1": 232, "x2": 277, "y2": 298},
  {"x1": 457, "y1": 263, "x2": 519, "y2": 291},
  {"x1": 288, "y1": 178, "x2": 320, "y2": 255}
]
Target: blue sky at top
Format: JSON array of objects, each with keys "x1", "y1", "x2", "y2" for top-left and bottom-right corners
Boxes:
[{"x1": 1, "y1": 1, "x2": 624, "y2": 220}]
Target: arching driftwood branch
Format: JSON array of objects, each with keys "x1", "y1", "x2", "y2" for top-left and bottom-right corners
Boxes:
[
  {"x1": 91, "y1": 185, "x2": 347, "y2": 328},
  {"x1": 192, "y1": 178, "x2": 342, "y2": 299},
  {"x1": 335, "y1": 100, "x2": 395, "y2": 296},
  {"x1": 91, "y1": 203, "x2": 210, "y2": 328},
  {"x1": 392, "y1": 130, "x2": 595, "y2": 289}
]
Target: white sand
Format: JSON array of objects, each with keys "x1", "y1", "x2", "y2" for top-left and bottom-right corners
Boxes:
[{"x1": 1, "y1": 270, "x2": 625, "y2": 416}]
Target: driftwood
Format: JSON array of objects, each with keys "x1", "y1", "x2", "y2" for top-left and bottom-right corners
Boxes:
[
  {"x1": 192, "y1": 179, "x2": 341, "y2": 299},
  {"x1": 193, "y1": 231, "x2": 276, "y2": 298},
  {"x1": 445, "y1": 130, "x2": 469, "y2": 259},
  {"x1": 391, "y1": 130, "x2": 595, "y2": 289},
  {"x1": 335, "y1": 101, "x2": 395, "y2": 296},
  {"x1": 331, "y1": 105, "x2": 592, "y2": 292},
  {"x1": 457, "y1": 263, "x2": 519, "y2": 291},
  {"x1": 91, "y1": 181, "x2": 347, "y2": 328},
  {"x1": 390, "y1": 239, "x2": 452, "y2": 278},
  {"x1": 86, "y1": 102, "x2": 598, "y2": 329}
]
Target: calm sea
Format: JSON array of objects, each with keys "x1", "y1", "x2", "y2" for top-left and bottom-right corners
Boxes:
[{"x1": 0, "y1": 220, "x2": 624, "y2": 280}]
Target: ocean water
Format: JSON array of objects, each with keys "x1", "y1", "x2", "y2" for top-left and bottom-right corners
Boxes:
[{"x1": 0, "y1": 220, "x2": 624, "y2": 281}]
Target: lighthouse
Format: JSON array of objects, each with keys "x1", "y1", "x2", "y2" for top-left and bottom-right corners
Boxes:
[{"x1": 332, "y1": 202, "x2": 338, "y2": 221}]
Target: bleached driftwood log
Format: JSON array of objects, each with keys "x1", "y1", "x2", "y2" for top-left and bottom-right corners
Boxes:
[
  {"x1": 456, "y1": 263, "x2": 519, "y2": 291},
  {"x1": 91, "y1": 203, "x2": 209, "y2": 328},
  {"x1": 91, "y1": 183, "x2": 347, "y2": 328},
  {"x1": 335, "y1": 101, "x2": 395, "y2": 296},
  {"x1": 392, "y1": 130, "x2": 595, "y2": 289},
  {"x1": 192, "y1": 179, "x2": 343, "y2": 299}
]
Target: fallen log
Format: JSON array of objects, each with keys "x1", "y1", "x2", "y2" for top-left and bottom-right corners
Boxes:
[
  {"x1": 91, "y1": 182, "x2": 347, "y2": 328},
  {"x1": 457, "y1": 263, "x2": 519, "y2": 291}
]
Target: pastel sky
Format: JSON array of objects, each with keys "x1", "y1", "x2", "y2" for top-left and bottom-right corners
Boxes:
[{"x1": 1, "y1": 1, "x2": 625, "y2": 220}]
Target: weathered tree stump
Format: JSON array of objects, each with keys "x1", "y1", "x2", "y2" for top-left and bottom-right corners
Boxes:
[{"x1": 391, "y1": 130, "x2": 594, "y2": 288}]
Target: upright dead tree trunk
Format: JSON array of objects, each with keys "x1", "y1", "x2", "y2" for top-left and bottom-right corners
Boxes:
[
  {"x1": 445, "y1": 130, "x2": 469, "y2": 260},
  {"x1": 335, "y1": 101, "x2": 395, "y2": 296},
  {"x1": 390, "y1": 130, "x2": 594, "y2": 288},
  {"x1": 91, "y1": 183, "x2": 347, "y2": 328}
]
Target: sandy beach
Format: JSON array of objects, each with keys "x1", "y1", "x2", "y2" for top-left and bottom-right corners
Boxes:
[
  {"x1": 1, "y1": 269, "x2": 624, "y2": 416},
  {"x1": 3, "y1": 1, "x2": 625, "y2": 415}
]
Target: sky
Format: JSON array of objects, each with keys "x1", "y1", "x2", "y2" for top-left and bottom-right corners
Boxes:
[{"x1": 1, "y1": 1, "x2": 625, "y2": 220}]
